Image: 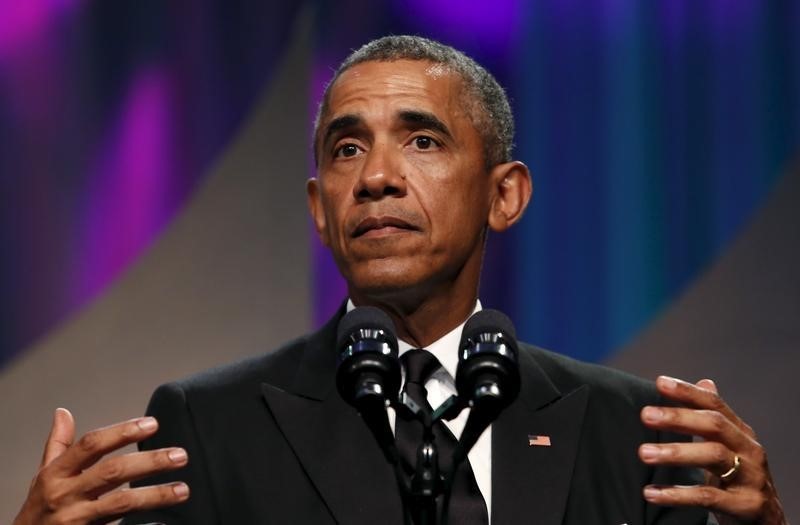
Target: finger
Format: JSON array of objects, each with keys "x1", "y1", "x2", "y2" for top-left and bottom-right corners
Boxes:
[
  {"x1": 641, "y1": 406, "x2": 752, "y2": 451},
  {"x1": 696, "y1": 378, "x2": 757, "y2": 439},
  {"x1": 696, "y1": 378, "x2": 717, "y2": 394},
  {"x1": 78, "y1": 447, "x2": 188, "y2": 499},
  {"x1": 639, "y1": 441, "x2": 746, "y2": 479},
  {"x1": 50, "y1": 417, "x2": 159, "y2": 476},
  {"x1": 643, "y1": 484, "x2": 764, "y2": 521},
  {"x1": 62, "y1": 482, "x2": 190, "y2": 524},
  {"x1": 654, "y1": 376, "x2": 746, "y2": 431},
  {"x1": 41, "y1": 408, "x2": 75, "y2": 468}
]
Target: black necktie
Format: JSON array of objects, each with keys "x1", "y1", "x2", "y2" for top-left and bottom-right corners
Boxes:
[{"x1": 396, "y1": 349, "x2": 489, "y2": 525}]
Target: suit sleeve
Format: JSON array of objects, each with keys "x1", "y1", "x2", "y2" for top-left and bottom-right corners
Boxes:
[{"x1": 121, "y1": 382, "x2": 221, "y2": 525}]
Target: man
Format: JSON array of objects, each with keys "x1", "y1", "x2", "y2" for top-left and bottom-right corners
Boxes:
[{"x1": 14, "y1": 36, "x2": 786, "y2": 524}]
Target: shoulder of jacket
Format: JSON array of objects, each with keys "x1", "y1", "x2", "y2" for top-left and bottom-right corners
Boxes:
[{"x1": 520, "y1": 342, "x2": 659, "y2": 407}]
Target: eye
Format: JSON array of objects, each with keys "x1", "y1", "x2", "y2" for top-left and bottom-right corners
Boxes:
[
  {"x1": 411, "y1": 136, "x2": 439, "y2": 151},
  {"x1": 334, "y1": 143, "x2": 362, "y2": 158}
]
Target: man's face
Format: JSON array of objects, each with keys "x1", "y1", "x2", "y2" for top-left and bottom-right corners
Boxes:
[{"x1": 308, "y1": 59, "x2": 494, "y2": 303}]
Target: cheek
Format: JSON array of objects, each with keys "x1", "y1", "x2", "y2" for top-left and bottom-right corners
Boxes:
[
  {"x1": 415, "y1": 165, "x2": 490, "y2": 217},
  {"x1": 416, "y1": 182, "x2": 489, "y2": 248},
  {"x1": 319, "y1": 188, "x2": 350, "y2": 245}
]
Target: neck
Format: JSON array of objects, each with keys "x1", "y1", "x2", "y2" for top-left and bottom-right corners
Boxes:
[
  {"x1": 355, "y1": 291, "x2": 477, "y2": 348},
  {"x1": 349, "y1": 269, "x2": 481, "y2": 348},
  {"x1": 348, "y1": 231, "x2": 487, "y2": 347}
]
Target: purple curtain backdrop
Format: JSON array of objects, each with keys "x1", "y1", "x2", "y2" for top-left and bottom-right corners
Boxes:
[
  {"x1": 2, "y1": 0, "x2": 798, "y2": 367},
  {"x1": 0, "y1": 0, "x2": 303, "y2": 366}
]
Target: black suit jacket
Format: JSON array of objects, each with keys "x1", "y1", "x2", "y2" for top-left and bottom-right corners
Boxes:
[{"x1": 123, "y1": 310, "x2": 709, "y2": 524}]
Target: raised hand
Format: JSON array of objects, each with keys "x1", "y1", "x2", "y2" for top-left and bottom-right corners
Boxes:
[
  {"x1": 14, "y1": 408, "x2": 189, "y2": 525},
  {"x1": 639, "y1": 376, "x2": 786, "y2": 524}
]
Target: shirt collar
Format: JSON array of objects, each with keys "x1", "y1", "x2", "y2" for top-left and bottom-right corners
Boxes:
[{"x1": 345, "y1": 299, "x2": 483, "y2": 380}]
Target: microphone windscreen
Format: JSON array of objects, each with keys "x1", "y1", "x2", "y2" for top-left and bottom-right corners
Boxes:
[
  {"x1": 461, "y1": 309, "x2": 517, "y2": 346},
  {"x1": 336, "y1": 306, "x2": 397, "y2": 351}
]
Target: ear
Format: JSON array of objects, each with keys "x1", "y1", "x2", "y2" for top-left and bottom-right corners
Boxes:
[
  {"x1": 487, "y1": 161, "x2": 532, "y2": 232},
  {"x1": 306, "y1": 177, "x2": 330, "y2": 246}
]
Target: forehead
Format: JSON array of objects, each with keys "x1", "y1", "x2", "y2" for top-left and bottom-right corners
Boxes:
[{"x1": 324, "y1": 59, "x2": 468, "y2": 124}]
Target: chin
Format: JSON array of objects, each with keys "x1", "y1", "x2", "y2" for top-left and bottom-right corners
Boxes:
[{"x1": 345, "y1": 259, "x2": 432, "y2": 299}]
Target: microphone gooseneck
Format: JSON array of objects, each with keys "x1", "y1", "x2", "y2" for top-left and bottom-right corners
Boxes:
[{"x1": 453, "y1": 309, "x2": 520, "y2": 464}]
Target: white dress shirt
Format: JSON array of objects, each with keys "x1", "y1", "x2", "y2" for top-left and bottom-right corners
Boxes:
[{"x1": 346, "y1": 300, "x2": 492, "y2": 519}]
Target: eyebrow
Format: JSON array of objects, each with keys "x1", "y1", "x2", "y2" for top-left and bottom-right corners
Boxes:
[
  {"x1": 398, "y1": 110, "x2": 453, "y2": 139},
  {"x1": 318, "y1": 109, "x2": 454, "y2": 155},
  {"x1": 322, "y1": 114, "x2": 363, "y2": 147}
]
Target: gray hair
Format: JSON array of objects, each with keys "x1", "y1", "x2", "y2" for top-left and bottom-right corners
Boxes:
[{"x1": 313, "y1": 35, "x2": 514, "y2": 168}]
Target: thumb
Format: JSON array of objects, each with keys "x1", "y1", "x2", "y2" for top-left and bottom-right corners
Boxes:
[
  {"x1": 40, "y1": 408, "x2": 75, "y2": 468},
  {"x1": 696, "y1": 378, "x2": 718, "y2": 394}
]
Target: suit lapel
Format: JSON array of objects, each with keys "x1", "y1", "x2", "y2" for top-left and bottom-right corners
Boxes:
[
  {"x1": 259, "y1": 310, "x2": 590, "y2": 524},
  {"x1": 260, "y1": 308, "x2": 404, "y2": 524},
  {"x1": 492, "y1": 348, "x2": 589, "y2": 525}
]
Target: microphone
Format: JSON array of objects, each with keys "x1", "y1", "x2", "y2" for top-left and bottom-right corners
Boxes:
[
  {"x1": 453, "y1": 309, "x2": 520, "y2": 463},
  {"x1": 336, "y1": 306, "x2": 401, "y2": 464},
  {"x1": 336, "y1": 306, "x2": 401, "y2": 408}
]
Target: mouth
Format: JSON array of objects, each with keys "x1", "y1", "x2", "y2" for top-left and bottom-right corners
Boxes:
[{"x1": 352, "y1": 215, "x2": 420, "y2": 238}]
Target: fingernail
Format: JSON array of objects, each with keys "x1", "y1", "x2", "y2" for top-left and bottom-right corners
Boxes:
[
  {"x1": 698, "y1": 378, "x2": 716, "y2": 391},
  {"x1": 137, "y1": 417, "x2": 158, "y2": 431},
  {"x1": 658, "y1": 376, "x2": 677, "y2": 390},
  {"x1": 642, "y1": 406, "x2": 663, "y2": 422},
  {"x1": 643, "y1": 486, "x2": 661, "y2": 500},
  {"x1": 640, "y1": 444, "x2": 660, "y2": 460},
  {"x1": 172, "y1": 482, "x2": 189, "y2": 499},
  {"x1": 168, "y1": 448, "x2": 188, "y2": 463}
]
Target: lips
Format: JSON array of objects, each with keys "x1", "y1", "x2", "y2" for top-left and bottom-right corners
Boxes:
[{"x1": 351, "y1": 215, "x2": 420, "y2": 238}]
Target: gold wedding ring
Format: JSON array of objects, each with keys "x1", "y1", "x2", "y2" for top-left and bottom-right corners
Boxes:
[{"x1": 719, "y1": 454, "x2": 741, "y2": 482}]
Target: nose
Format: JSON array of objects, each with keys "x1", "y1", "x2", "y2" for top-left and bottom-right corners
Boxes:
[{"x1": 353, "y1": 144, "x2": 407, "y2": 201}]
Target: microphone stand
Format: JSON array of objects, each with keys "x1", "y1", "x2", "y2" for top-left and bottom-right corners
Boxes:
[
  {"x1": 358, "y1": 384, "x2": 504, "y2": 525},
  {"x1": 394, "y1": 391, "x2": 481, "y2": 525},
  {"x1": 394, "y1": 391, "x2": 442, "y2": 525},
  {"x1": 340, "y1": 309, "x2": 520, "y2": 525}
]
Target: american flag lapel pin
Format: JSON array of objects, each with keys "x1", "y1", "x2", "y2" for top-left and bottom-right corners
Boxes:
[{"x1": 528, "y1": 434, "x2": 552, "y2": 447}]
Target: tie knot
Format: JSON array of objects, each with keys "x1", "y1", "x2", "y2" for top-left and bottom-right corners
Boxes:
[{"x1": 401, "y1": 349, "x2": 441, "y2": 386}]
